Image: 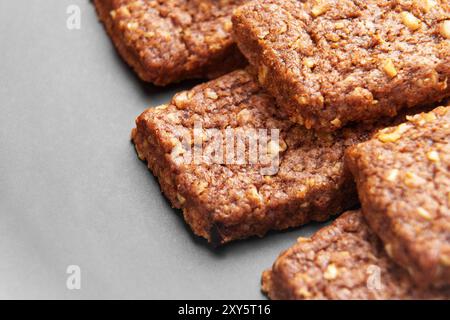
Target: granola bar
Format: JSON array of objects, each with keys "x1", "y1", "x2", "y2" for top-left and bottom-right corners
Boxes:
[
  {"x1": 262, "y1": 211, "x2": 450, "y2": 299},
  {"x1": 94, "y1": 0, "x2": 248, "y2": 85},
  {"x1": 346, "y1": 106, "x2": 450, "y2": 288},
  {"x1": 233, "y1": 0, "x2": 450, "y2": 131},
  {"x1": 131, "y1": 70, "x2": 423, "y2": 245}
]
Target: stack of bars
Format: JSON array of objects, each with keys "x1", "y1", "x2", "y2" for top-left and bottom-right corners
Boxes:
[{"x1": 95, "y1": 0, "x2": 450, "y2": 299}]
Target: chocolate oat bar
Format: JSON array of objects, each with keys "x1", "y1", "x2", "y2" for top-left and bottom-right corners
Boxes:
[
  {"x1": 131, "y1": 70, "x2": 422, "y2": 245},
  {"x1": 346, "y1": 106, "x2": 450, "y2": 288},
  {"x1": 233, "y1": 0, "x2": 450, "y2": 131},
  {"x1": 262, "y1": 211, "x2": 450, "y2": 300},
  {"x1": 94, "y1": 0, "x2": 247, "y2": 86}
]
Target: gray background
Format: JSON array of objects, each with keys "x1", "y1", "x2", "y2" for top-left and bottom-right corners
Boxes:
[{"x1": 0, "y1": 0, "x2": 324, "y2": 299}]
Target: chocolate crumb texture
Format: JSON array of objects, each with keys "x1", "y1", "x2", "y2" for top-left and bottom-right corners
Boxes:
[
  {"x1": 346, "y1": 106, "x2": 450, "y2": 288},
  {"x1": 131, "y1": 69, "x2": 433, "y2": 245},
  {"x1": 262, "y1": 211, "x2": 450, "y2": 300},
  {"x1": 94, "y1": 0, "x2": 248, "y2": 86},
  {"x1": 233, "y1": 0, "x2": 450, "y2": 131}
]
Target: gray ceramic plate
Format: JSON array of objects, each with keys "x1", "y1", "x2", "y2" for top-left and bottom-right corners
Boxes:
[{"x1": 0, "y1": 0, "x2": 325, "y2": 299}]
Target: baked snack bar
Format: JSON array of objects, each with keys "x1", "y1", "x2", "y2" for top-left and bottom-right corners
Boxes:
[
  {"x1": 346, "y1": 106, "x2": 450, "y2": 288},
  {"x1": 233, "y1": 0, "x2": 450, "y2": 131},
  {"x1": 131, "y1": 69, "x2": 424, "y2": 245},
  {"x1": 94, "y1": 0, "x2": 248, "y2": 85},
  {"x1": 262, "y1": 210, "x2": 450, "y2": 300}
]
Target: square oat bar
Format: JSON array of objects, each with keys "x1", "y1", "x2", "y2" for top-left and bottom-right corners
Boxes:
[
  {"x1": 233, "y1": 0, "x2": 450, "y2": 131},
  {"x1": 346, "y1": 106, "x2": 450, "y2": 288},
  {"x1": 262, "y1": 211, "x2": 450, "y2": 300},
  {"x1": 94, "y1": 0, "x2": 247, "y2": 85},
  {"x1": 131, "y1": 70, "x2": 418, "y2": 245}
]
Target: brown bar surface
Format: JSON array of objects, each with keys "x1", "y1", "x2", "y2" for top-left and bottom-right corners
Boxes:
[
  {"x1": 346, "y1": 106, "x2": 450, "y2": 288},
  {"x1": 262, "y1": 210, "x2": 450, "y2": 300},
  {"x1": 94, "y1": 0, "x2": 247, "y2": 86},
  {"x1": 233, "y1": 0, "x2": 450, "y2": 131},
  {"x1": 131, "y1": 69, "x2": 428, "y2": 245}
]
